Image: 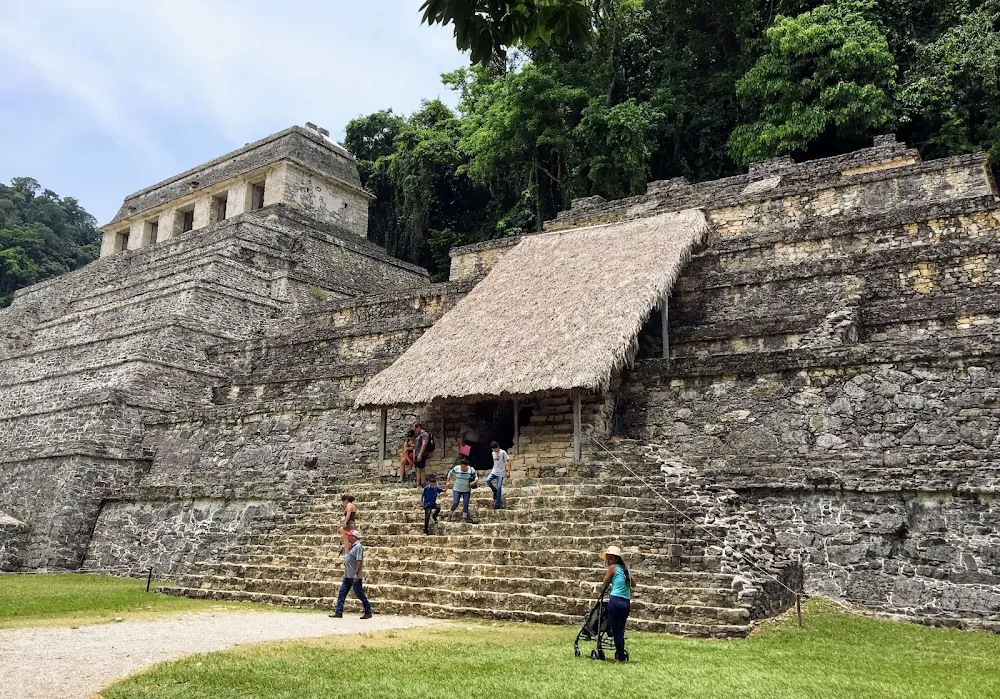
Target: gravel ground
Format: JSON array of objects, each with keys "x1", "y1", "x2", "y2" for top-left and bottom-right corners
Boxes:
[{"x1": 0, "y1": 610, "x2": 438, "y2": 699}]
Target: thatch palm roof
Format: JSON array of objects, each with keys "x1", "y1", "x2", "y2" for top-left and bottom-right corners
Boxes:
[{"x1": 355, "y1": 209, "x2": 708, "y2": 408}]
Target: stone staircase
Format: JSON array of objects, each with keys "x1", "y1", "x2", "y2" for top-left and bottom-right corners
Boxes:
[{"x1": 159, "y1": 475, "x2": 776, "y2": 638}]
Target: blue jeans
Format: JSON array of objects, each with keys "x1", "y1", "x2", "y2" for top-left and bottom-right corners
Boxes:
[
  {"x1": 335, "y1": 577, "x2": 372, "y2": 616},
  {"x1": 485, "y1": 473, "x2": 504, "y2": 508},
  {"x1": 607, "y1": 595, "x2": 630, "y2": 661},
  {"x1": 451, "y1": 489, "x2": 470, "y2": 516}
]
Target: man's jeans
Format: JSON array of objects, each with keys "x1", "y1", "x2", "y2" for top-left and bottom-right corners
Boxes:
[
  {"x1": 451, "y1": 489, "x2": 471, "y2": 516},
  {"x1": 485, "y1": 473, "x2": 504, "y2": 508},
  {"x1": 335, "y1": 576, "x2": 372, "y2": 616}
]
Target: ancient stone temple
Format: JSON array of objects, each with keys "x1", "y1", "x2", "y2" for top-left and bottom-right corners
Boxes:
[{"x1": 3, "y1": 128, "x2": 1000, "y2": 636}]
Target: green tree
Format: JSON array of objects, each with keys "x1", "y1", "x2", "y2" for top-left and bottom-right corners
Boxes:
[
  {"x1": 729, "y1": 0, "x2": 898, "y2": 165},
  {"x1": 899, "y1": 6, "x2": 1000, "y2": 161},
  {"x1": 0, "y1": 177, "x2": 100, "y2": 306},
  {"x1": 420, "y1": 0, "x2": 593, "y2": 65}
]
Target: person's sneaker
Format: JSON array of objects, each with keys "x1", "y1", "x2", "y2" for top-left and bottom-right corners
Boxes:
[
  {"x1": 329, "y1": 613, "x2": 343, "y2": 618},
  {"x1": 360, "y1": 613, "x2": 373, "y2": 620}
]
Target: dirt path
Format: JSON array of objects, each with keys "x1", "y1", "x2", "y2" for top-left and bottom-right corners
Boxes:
[{"x1": 0, "y1": 610, "x2": 438, "y2": 699}]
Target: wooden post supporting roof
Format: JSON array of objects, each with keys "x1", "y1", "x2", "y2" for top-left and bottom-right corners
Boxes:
[
  {"x1": 513, "y1": 400, "x2": 520, "y2": 455},
  {"x1": 378, "y1": 408, "x2": 387, "y2": 467},
  {"x1": 573, "y1": 392, "x2": 582, "y2": 462},
  {"x1": 661, "y1": 297, "x2": 670, "y2": 369}
]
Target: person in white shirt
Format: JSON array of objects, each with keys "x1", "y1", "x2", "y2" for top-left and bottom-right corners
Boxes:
[{"x1": 486, "y1": 441, "x2": 511, "y2": 509}]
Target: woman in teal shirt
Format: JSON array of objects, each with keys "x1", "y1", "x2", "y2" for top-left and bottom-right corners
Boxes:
[{"x1": 600, "y1": 545, "x2": 632, "y2": 662}]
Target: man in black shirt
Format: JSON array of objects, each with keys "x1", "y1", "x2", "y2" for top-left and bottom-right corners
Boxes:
[{"x1": 412, "y1": 422, "x2": 430, "y2": 487}]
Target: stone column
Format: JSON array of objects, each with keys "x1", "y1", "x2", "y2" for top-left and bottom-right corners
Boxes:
[
  {"x1": 126, "y1": 221, "x2": 149, "y2": 251},
  {"x1": 99, "y1": 230, "x2": 119, "y2": 257},
  {"x1": 157, "y1": 210, "x2": 182, "y2": 242},
  {"x1": 193, "y1": 197, "x2": 212, "y2": 230},
  {"x1": 263, "y1": 165, "x2": 289, "y2": 207},
  {"x1": 227, "y1": 181, "x2": 252, "y2": 217}
]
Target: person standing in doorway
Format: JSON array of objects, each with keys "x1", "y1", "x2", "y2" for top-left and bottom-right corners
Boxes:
[
  {"x1": 459, "y1": 412, "x2": 483, "y2": 470},
  {"x1": 447, "y1": 457, "x2": 478, "y2": 520},
  {"x1": 331, "y1": 530, "x2": 372, "y2": 619},
  {"x1": 485, "y1": 441, "x2": 511, "y2": 509},
  {"x1": 599, "y1": 545, "x2": 632, "y2": 662},
  {"x1": 412, "y1": 422, "x2": 430, "y2": 487}
]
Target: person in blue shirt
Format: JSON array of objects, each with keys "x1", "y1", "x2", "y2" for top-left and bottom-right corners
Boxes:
[
  {"x1": 600, "y1": 545, "x2": 633, "y2": 662},
  {"x1": 421, "y1": 475, "x2": 444, "y2": 535}
]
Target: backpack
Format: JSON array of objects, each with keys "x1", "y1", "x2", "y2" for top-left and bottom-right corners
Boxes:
[{"x1": 425, "y1": 431, "x2": 436, "y2": 453}]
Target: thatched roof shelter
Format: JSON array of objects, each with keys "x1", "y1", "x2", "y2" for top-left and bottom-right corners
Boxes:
[{"x1": 355, "y1": 209, "x2": 707, "y2": 408}]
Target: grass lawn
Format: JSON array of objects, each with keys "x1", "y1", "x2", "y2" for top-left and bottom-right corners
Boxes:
[
  {"x1": 102, "y1": 599, "x2": 1000, "y2": 699},
  {"x1": 0, "y1": 573, "x2": 255, "y2": 629}
]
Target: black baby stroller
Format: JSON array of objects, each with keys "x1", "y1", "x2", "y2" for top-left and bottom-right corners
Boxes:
[{"x1": 574, "y1": 592, "x2": 628, "y2": 661}]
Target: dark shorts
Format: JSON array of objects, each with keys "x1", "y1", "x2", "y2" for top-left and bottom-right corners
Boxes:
[{"x1": 415, "y1": 457, "x2": 427, "y2": 470}]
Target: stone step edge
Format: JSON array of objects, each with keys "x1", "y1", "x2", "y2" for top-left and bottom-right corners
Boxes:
[
  {"x1": 174, "y1": 572, "x2": 740, "y2": 598},
  {"x1": 155, "y1": 587, "x2": 751, "y2": 638}
]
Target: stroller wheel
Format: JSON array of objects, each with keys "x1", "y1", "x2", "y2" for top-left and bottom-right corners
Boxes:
[
  {"x1": 623, "y1": 649, "x2": 630, "y2": 663},
  {"x1": 574, "y1": 647, "x2": 581, "y2": 657},
  {"x1": 591, "y1": 648, "x2": 606, "y2": 661}
]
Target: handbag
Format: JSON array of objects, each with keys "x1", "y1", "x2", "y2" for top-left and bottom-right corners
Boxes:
[{"x1": 459, "y1": 444, "x2": 472, "y2": 456}]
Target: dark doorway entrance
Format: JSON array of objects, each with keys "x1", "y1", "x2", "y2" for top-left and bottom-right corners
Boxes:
[{"x1": 466, "y1": 400, "x2": 515, "y2": 471}]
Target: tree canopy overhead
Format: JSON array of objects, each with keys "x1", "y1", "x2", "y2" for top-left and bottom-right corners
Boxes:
[
  {"x1": 0, "y1": 177, "x2": 100, "y2": 306},
  {"x1": 421, "y1": 0, "x2": 594, "y2": 66},
  {"x1": 347, "y1": 0, "x2": 1000, "y2": 282}
]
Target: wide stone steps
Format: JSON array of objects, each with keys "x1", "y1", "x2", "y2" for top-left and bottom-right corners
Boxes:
[
  {"x1": 183, "y1": 560, "x2": 737, "y2": 588},
  {"x1": 248, "y1": 530, "x2": 711, "y2": 556},
  {"x1": 322, "y1": 509, "x2": 722, "y2": 534},
  {"x1": 230, "y1": 547, "x2": 717, "y2": 574},
  {"x1": 165, "y1": 576, "x2": 748, "y2": 625},
  {"x1": 173, "y1": 568, "x2": 739, "y2": 607},
  {"x1": 158, "y1": 475, "x2": 755, "y2": 637},
  {"x1": 156, "y1": 587, "x2": 749, "y2": 638}
]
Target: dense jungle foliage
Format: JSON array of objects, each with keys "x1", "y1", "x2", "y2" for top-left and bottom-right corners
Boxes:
[
  {"x1": 350, "y1": 0, "x2": 1000, "y2": 279},
  {"x1": 0, "y1": 177, "x2": 100, "y2": 306}
]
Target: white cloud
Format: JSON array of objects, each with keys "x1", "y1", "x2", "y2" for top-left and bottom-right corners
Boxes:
[{"x1": 0, "y1": 0, "x2": 465, "y2": 169}]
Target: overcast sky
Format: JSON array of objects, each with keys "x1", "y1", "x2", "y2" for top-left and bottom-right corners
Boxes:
[{"x1": 0, "y1": 0, "x2": 466, "y2": 224}]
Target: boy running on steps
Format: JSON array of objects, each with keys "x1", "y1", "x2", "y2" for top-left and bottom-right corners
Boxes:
[{"x1": 421, "y1": 475, "x2": 443, "y2": 535}]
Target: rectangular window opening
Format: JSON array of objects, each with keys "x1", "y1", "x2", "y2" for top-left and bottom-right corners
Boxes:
[
  {"x1": 181, "y1": 209, "x2": 194, "y2": 233},
  {"x1": 149, "y1": 221, "x2": 158, "y2": 245},
  {"x1": 115, "y1": 230, "x2": 129, "y2": 252},
  {"x1": 250, "y1": 182, "x2": 265, "y2": 211},
  {"x1": 213, "y1": 194, "x2": 228, "y2": 223}
]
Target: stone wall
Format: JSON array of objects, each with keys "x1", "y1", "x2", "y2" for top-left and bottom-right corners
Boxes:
[
  {"x1": 83, "y1": 283, "x2": 463, "y2": 576},
  {"x1": 1, "y1": 200, "x2": 428, "y2": 571},
  {"x1": 0, "y1": 512, "x2": 29, "y2": 571},
  {"x1": 601, "y1": 140, "x2": 1000, "y2": 626}
]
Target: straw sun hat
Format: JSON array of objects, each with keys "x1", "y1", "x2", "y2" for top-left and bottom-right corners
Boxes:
[{"x1": 600, "y1": 545, "x2": 624, "y2": 561}]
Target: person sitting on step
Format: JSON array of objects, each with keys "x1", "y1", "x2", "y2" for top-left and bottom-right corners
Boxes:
[
  {"x1": 421, "y1": 474, "x2": 443, "y2": 535},
  {"x1": 338, "y1": 494, "x2": 357, "y2": 555},
  {"x1": 399, "y1": 429, "x2": 416, "y2": 483},
  {"x1": 446, "y1": 457, "x2": 478, "y2": 521}
]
